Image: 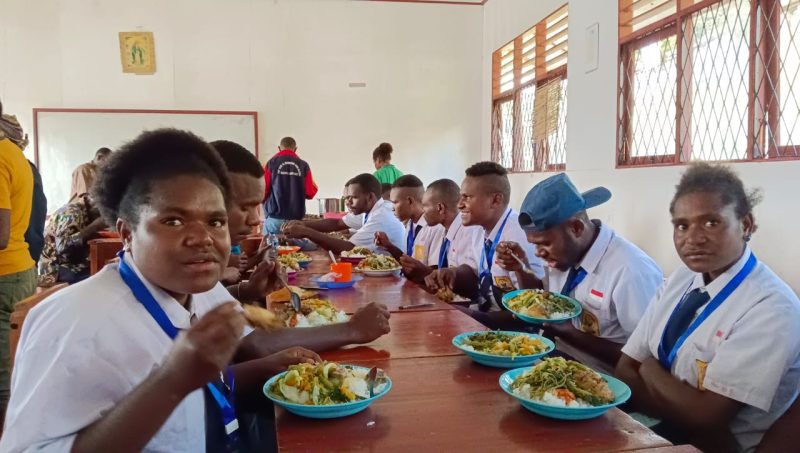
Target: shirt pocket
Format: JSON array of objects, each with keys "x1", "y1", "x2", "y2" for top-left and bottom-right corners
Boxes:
[
  {"x1": 576, "y1": 287, "x2": 606, "y2": 337},
  {"x1": 677, "y1": 342, "x2": 717, "y2": 391}
]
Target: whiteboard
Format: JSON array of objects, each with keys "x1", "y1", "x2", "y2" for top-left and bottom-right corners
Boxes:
[{"x1": 34, "y1": 109, "x2": 258, "y2": 212}]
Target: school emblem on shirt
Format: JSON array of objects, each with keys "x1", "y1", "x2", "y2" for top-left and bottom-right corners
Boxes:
[
  {"x1": 413, "y1": 244, "x2": 426, "y2": 261},
  {"x1": 580, "y1": 311, "x2": 600, "y2": 336},
  {"x1": 494, "y1": 276, "x2": 514, "y2": 292},
  {"x1": 696, "y1": 359, "x2": 709, "y2": 391}
]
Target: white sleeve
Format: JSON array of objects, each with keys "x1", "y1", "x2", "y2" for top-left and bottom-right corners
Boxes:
[
  {"x1": 621, "y1": 281, "x2": 667, "y2": 362},
  {"x1": 342, "y1": 212, "x2": 363, "y2": 230},
  {"x1": 1, "y1": 309, "x2": 127, "y2": 452},
  {"x1": 611, "y1": 260, "x2": 663, "y2": 337},
  {"x1": 703, "y1": 296, "x2": 800, "y2": 411}
]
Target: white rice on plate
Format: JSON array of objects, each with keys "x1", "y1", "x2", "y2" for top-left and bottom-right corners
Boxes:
[{"x1": 512, "y1": 384, "x2": 592, "y2": 408}]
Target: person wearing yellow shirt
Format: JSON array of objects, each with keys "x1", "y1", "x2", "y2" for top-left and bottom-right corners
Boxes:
[{"x1": 0, "y1": 100, "x2": 36, "y2": 422}]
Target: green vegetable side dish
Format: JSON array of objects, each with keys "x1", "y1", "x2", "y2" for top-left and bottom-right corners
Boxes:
[
  {"x1": 268, "y1": 362, "x2": 387, "y2": 405},
  {"x1": 510, "y1": 357, "x2": 615, "y2": 407},
  {"x1": 505, "y1": 289, "x2": 578, "y2": 320},
  {"x1": 461, "y1": 332, "x2": 548, "y2": 358}
]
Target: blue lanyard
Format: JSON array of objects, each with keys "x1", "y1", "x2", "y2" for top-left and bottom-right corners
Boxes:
[
  {"x1": 561, "y1": 267, "x2": 587, "y2": 296},
  {"x1": 479, "y1": 210, "x2": 513, "y2": 278},
  {"x1": 363, "y1": 213, "x2": 369, "y2": 225},
  {"x1": 406, "y1": 220, "x2": 416, "y2": 256},
  {"x1": 117, "y1": 252, "x2": 240, "y2": 440},
  {"x1": 438, "y1": 238, "x2": 450, "y2": 269},
  {"x1": 657, "y1": 252, "x2": 757, "y2": 370}
]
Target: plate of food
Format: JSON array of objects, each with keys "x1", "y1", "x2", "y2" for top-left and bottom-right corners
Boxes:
[
  {"x1": 339, "y1": 247, "x2": 373, "y2": 265},
  {"x1": 310, "y1": 273, "x2": 363, "y2": 289},
  {"x1": 274, "y1": 298, "x2": 349, "y2": 327},
  {"x1": 279, "y1": 252, "x2": 312, "y2": 269},
  {"x1": 499, "y1": 357, "x2": 630, "y2": 420},
  {"x1": 277, "y1": 245, "x2": 301, "y2": 256},
  {"x1": 355, "y1": 255, "x2": 402, "y2": 277},
  {"x1": 264, "y1": 362, "x2": 392, "y2": 419},
  {"x1": 267, "y1": 286, "x2": 318, "y2": 304},
  {"x1": 501, "y1": 289, "x2": 582, "y2": 324},
  {"x1": 452, "y1": 331, "x2": 554, "y2": 368}
]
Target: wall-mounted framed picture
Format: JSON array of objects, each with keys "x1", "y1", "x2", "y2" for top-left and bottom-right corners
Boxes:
[{"x1": 118, "y1": 32, "x2": 156, "y2": 74}]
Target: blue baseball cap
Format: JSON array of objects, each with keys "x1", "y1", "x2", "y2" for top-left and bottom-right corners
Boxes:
[{"x1": 518, "y1": 173, "x2": 611, "y2": 232}]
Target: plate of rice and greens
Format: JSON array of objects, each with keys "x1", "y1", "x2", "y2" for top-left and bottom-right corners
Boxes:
[
  {"x1": 355, "y1": 255, "x2": 402, "y2": 277},
  {"x1": 501, "y1": 289, "x2": 582, "y2": 324},
  {"x1": 452, "y1": 331, "x2": 554, "y2": 368},
  {"x1": 499, "y1": 357, "x2": 630, "y2": 420},
  {"x1": 264, "y1": 361, "x2": 391, "y2": 418}
]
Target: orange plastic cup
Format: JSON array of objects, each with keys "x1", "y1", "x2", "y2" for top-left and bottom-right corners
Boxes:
[{"x1": 331, "y1": 262, "x2": 352, "y2": 282}]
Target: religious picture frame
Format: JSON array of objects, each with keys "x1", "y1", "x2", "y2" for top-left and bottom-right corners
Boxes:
[{"x1": 119, "y1": 32, "x2": 156, "y2": 74}]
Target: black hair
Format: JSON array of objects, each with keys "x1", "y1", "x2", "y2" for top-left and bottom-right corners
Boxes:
[
  {"x1": 381, "y1": 183, "x2": 393, "y2": 194},
  {"x1": 427, "y1": 178, "x2": 460, "y2": 209},
  {"x1": 372, "y1": 142, "x2": 393, "y2": 162},
  {"x1": 92, "y1": 129, "x2": 232, "y2": 226},
  {"x1": 464, "y1": 161, "x2": 511, "y2": 202},
  {"x1": 346, "y1": 173, "x2": 382, "y2": 199},
  {"x1": 95, "y1": 147, "x2": 112, "y2": 158},
  {"x1": 210, "y1": 140, "x2": 265, "y2": 178},
  {"x1": 670, "y1": 163, "x2": 762, "y2": 218},
  {"x1": 0, "y1": 99, "x2": 3, "y2": 116},
  {"x1": 280, "y1": 136, "x2": 297, "y2": 149},
  {"x1": 393, "y1": 174, "x2": 423, "y2": 189}
]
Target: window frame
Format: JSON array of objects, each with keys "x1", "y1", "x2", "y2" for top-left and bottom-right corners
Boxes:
[
  {"x1": 616, "y1": 0, "x2": 800, "y2": 168},
  {"x1": 491, "y1": 4, "x2": 569, "y2": 174}
]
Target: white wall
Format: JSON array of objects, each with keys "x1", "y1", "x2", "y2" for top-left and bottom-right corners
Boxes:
[
  {"x1": 0, "y1": 0, "x2": 483, "y2": 212},
  {"x1": 482, "y1": 0, "x2": 800, "y2": 290}
]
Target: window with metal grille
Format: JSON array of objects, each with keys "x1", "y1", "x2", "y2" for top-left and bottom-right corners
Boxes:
[
  {"x1": 618, "y1": 0, "x2": 800, "y2": 166},
  {"x1": 491, "y1": 4, "x2": 568, "y2": 173}
]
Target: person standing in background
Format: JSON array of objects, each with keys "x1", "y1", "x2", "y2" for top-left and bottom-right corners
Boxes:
[
  {"x1": 263, "y1": 137, "x2": 318, "y2": 234},
  {"x1": 25, "y1": 160, "x2": 47, "y2": 264},
  {"x1": 373, "y1": 142, "x2": 403, "y2": 185},
  {"x1": 69, "y1": 147, "x2": 112, "y2": 201},
  {"x1": 0, "y1": 99, "x2": 36, "y2": 421}
]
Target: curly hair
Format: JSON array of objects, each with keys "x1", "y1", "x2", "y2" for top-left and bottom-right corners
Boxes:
[
  {"x1": 670, "y1": 162, "x2": 762, "y2": 219},
  {"x1": 464, "y1": 161, "x2": 511, "y2": 202},
  {"x1": 92, "y1": 129, "x2": 232, "y2": 226},
  {"x1": 372, "y1": 142, "x2": 393, "y2": 162},
  {"x1": 210, "y1": 140, "x2": 264, "y2": 178}
]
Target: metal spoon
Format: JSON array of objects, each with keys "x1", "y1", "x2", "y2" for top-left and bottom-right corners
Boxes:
[
  {"x1": 276, "y1": 268, "x2": 302, "y2": 312},
  {"x1": 329, "y1": 250, "x2": 337, "y2": 263},
  {"x1": 367, "y1": 366, "x2": 385, "y2": 398},
  {"x1": 509, "y1": 252, "x2": 537, "y2": 276}
]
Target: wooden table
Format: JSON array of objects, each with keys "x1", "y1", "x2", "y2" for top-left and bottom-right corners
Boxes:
[
  {"x1": 275, "y1": 355, "x2": 671, "y2": 452},
  {"x1": 321, "y1": 309, "x2": 487, "y2": 362},
  {"x1": 292, "y1": 252, "x2": 453, "y2": 314}
]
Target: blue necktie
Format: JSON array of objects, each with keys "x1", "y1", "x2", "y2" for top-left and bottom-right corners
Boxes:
[
  {"x1": 661, "y1": 288, "x2": 711, "y2": 355},
  {"x1": 478, "y1": 238, "x2": 494, "y2": 310},
  {"x1": 561, "y1": 266, "x2": 587, "y2": 295},
  {"x1": 438, "y1": 238, "x2": 450, "y2": 269}
]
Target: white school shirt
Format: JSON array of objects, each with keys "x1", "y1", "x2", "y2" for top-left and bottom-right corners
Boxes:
[
  {"x1": 443, "y1": 212, "x2": 483, "y2": 273},
  {"x1": 405, "y1": 215, "x2": 446, "y2": 266},
  {"x1": 546, "y1": 222, "x2": 663, "y2": 343},
  {"x1": 622, "y1": 248, "x2": 800, "y2": 452},
  {"x1": 1, "y1": 254, "x2": 242, "y2": 453},
  {"x1": 344, "y1": 199, "x2": 405, "y2": 251},
  {"x1": 484, "y1": 208, "x2": 545, "y2": 291}
]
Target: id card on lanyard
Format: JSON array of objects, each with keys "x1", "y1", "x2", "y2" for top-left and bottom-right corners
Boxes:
[
  {"x1": 117, "y1": 252, "x2": 240, "y2": 444},
  {"x1": 657, "y1": 252, "x2": 757, "y2": 370},
  {"x1": 479, "y1": 210, "x2": 513, "y2": 292}
]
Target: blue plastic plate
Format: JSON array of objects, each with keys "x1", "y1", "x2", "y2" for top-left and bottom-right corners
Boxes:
[
  {"x1": 501, "y1": 289, "x2": 582, "y2": 324},
  {"x1": 499, "y1": 367, "x2": 631, "y2": 420},
  {"x1": 452, "y1": 331, "x2": 555, "y2": 368},
  {"x1": 264, "y1": 365, "x2": 392, "y2": 419}
]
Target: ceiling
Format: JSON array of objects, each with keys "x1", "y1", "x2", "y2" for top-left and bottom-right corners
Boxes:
[{"x1": 364, "y1": 0, "x2": 486, "y2": 5}]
